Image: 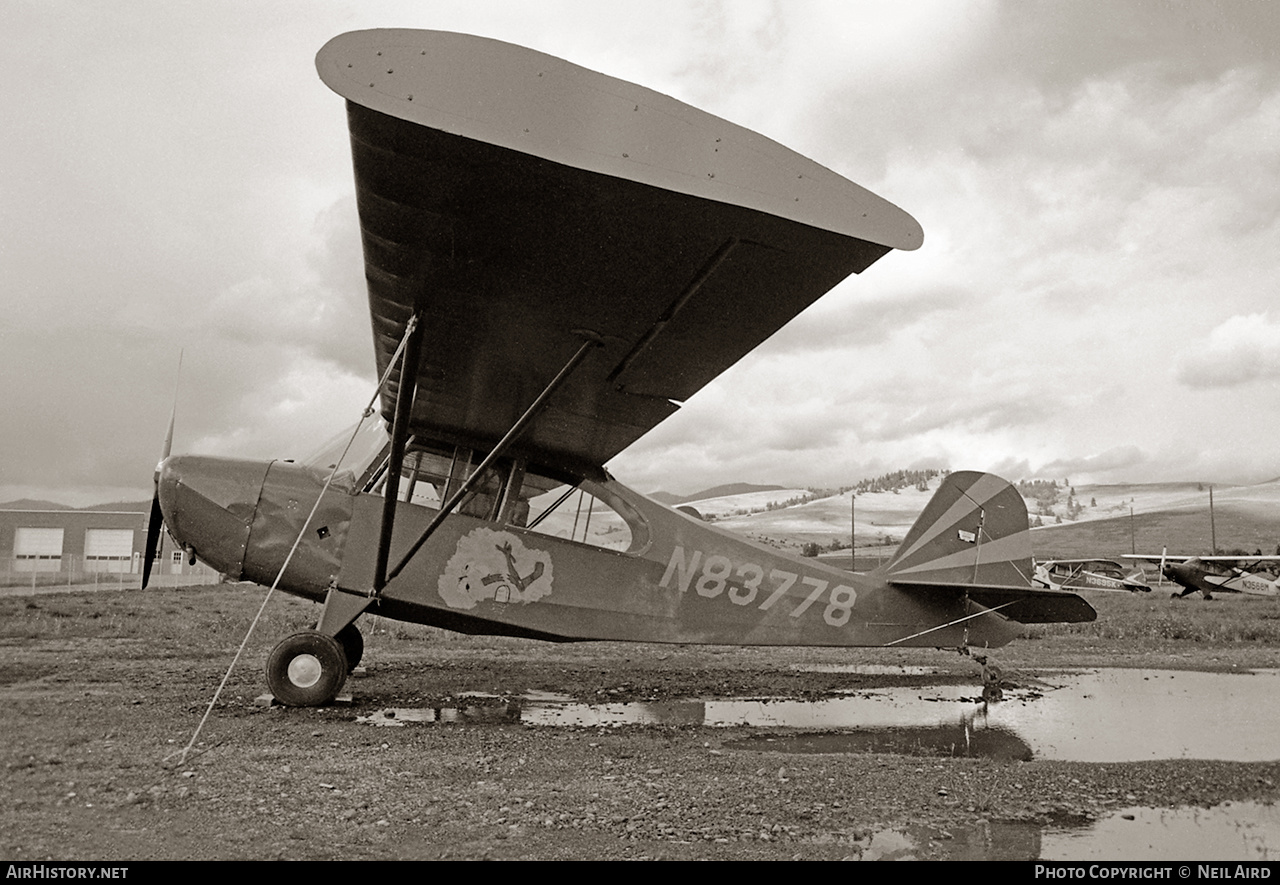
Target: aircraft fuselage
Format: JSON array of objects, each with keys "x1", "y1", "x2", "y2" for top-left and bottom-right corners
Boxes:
[{"x1": 157, "y1": 454, "x2": 1021, "y2": 650}]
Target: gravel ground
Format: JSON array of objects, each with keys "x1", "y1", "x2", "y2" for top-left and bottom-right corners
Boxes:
[{"x1": 2, "y1": 585, "x2": 1279, "y2": 861}]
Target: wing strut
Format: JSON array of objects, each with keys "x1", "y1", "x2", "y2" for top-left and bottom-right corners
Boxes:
[
  {"x1": 606, "y1": 237, "x2": 739, "y2": 390},
  {"x1": 378, "y1": 330, "x2": 604, "y2": 590},
  {"x1": 372, "y1": 312, "x2": 425, "y2": 592}
]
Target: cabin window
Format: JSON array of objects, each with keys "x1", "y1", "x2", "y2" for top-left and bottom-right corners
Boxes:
[
  {"x1": 392, "y1": 445, "x2": 454, "y2": 509},
  {"x1": 369, "y1": 442, "x2": 509, "y2": 518},
  {"x1": 358, "y1": 438, "x2": 646, "y2": 553},
  {"x1": 514, "y1": 470, "x2": 637, "y2": 553}
]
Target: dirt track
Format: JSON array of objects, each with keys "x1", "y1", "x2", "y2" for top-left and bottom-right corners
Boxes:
[{"x1": 2, "y1": 584, "x2": 1279, "y2": 860}]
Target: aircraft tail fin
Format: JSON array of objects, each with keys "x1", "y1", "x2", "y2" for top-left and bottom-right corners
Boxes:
[{"x1": 877, "y1": 471, "x2": 1035, "y2": 588}]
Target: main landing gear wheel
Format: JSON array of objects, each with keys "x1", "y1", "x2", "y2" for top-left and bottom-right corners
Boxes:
[
  {"x1": 265, "y1": 631, "x2": 349, "y2": 707},
  {"x1": 336, "y1": 622, "x2": 363, "y2": 672}
]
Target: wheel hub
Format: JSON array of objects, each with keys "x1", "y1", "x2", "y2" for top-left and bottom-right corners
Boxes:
[{"x1": 287, "y1": 653, "x2": 324, "y2": 688}]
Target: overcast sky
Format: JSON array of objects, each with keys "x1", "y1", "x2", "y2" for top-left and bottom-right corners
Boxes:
[{"x1": 4, "y1": 1, "x2": 1279, "y2": 505}]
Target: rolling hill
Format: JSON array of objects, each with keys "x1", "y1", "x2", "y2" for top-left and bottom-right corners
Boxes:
[
  {"x1": 705, "y1": 479, "x2": 1280, "y2": 563},
  {"x1": 649, "y1": 483, "x2": 788, "y2": 507}
]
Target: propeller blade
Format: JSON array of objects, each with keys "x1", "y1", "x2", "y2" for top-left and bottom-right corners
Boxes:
[
  {"x1": 161, "y1": 351, "x2": 180, "y2": 462},
  {"x1": 143, "y1": 351, "x2": 182, "y2": 590},
  {"x1": 141, "y1": 493, "x2": 163, "y2": 589}
]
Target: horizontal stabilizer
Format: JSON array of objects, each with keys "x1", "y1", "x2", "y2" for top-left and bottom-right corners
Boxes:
[{"x1": 891, "y1": 581, "x2": 1097, "y2": 624}]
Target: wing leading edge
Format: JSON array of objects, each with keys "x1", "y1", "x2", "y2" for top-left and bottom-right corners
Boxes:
[{"x1": 317, "y1": 29, "x2": 923, "y2": 476}]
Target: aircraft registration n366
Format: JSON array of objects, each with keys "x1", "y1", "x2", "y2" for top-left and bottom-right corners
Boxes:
[
  {"x1": 1123, "y1": 552, "x2": 1280, "y2": 599},
  {"x1": 1033, "y1": 559, "x2": 1152, "y2": 594},
  {"x1": 144, "y1": 29, "x2": 1095, "y2": 706}
]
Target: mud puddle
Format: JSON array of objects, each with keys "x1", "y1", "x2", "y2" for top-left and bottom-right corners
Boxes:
[
  {"x1": 883, "y1": 802, "x2": 1280, "y2": 861},
  {"x1": 353, "y1": 668, "x2": 1280, "y2": 859},
  {"x1": 358, "y1": 668, "x2": 1280, "y2": 763}
]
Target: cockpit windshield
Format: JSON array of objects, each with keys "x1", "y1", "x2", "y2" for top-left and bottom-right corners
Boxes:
[{"x1": 303, "y1": 420, "x2": 389, "y2": 481}]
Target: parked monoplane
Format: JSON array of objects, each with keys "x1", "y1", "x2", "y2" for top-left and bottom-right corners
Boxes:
[
  {"x1": 144, "y1": 29, "x2": 1095, "y2": 706},
  {"x1": 1033, "y1": 559, "x2": 1151, "y2": 594},
  {"x1": 1124, "y1": 552, "x2": 1280, "y2": 599}
]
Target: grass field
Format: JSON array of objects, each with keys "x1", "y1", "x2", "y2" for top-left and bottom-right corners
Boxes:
[
  {"x1": 996, "y1": 587, "x2": 1280, "y2": 673},
  {"x1": 1032, "y1": 506, "x2": 1280, "y2": 561},
  {"x1": 5, "y1": 582, "x2": 1280, "y2": 860},
  {"x1": 5, "y1": 579, "x2": 1280, "y2": 680}
]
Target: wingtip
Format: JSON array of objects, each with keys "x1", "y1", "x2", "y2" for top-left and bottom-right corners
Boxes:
[{"x1": 317, "y1": 28, "x2": 924, "y2": 252}]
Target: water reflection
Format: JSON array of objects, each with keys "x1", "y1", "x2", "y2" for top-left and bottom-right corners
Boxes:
[
  {"x1": 356, "y1": 669, "x2": 1280, "y2": 764},
  {"x1": 726, "y1": 725, "x2": 1034, "y2": 761},
  {"x1": 853, "y1": 804, "x2": 1280, "y2": 861},
  {"x1": 1040, "y1": 802, "x2": 1280, "y2": 861}
]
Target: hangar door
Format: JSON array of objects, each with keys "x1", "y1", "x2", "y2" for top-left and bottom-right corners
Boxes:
[
  {"x1": 85, "y1": 529, "x2": 134, "y2": 574},
  {"x1": 14, "y1": 527, "x2": 64, "y2": 572}
]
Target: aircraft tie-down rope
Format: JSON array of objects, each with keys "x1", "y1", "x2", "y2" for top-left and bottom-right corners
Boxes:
[
  {"x1": 166, "y1": 317, "x2": 420, "y2": 766},
  {"x1": 882, "y1": 600, "x2": 1019, "y2": 647}
]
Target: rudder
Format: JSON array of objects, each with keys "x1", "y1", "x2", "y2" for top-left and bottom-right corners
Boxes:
[{"x1": 877, "y1": 471, "x2": 1034, "y2": 588}]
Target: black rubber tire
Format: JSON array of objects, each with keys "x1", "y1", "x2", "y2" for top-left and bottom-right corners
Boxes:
[
  {"x1": 336, "y1": 622, "x2": 363, "y2": 672},
  {"x1": 265, "y1": 631, "x2": 349, "y2": 707}
]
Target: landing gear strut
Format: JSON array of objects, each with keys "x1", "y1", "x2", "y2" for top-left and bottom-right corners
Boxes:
[{"x1": 265, "y1": 631, "x2": 349, "y2": 706}]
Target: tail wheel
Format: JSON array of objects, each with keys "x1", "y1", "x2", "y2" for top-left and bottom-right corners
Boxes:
[
  {"x1": 336, "y1": 622, "x2": 363, "y2": 672},
  {"x1": 265, "y1": 631, "x2": 348, "y2": 707}
]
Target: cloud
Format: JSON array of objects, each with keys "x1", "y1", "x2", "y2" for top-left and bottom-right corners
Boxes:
[
  {"x1": 1175, "y1": 314, "x2": 1280, "y2": 388},
  {"x1": 858, "y1": 394, "x2": 1054, "y2": 444},
  {"x1": 1041, "y1": 446, "x2": 1148, "y2": 480},
  {"x1": 762, "y1": 287, "x2": 969, "y2": 355},
  {"x1": 7, "y1": 3, "x2": 1280, "y2": 505}
]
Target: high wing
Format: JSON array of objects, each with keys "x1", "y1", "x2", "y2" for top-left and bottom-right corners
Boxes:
[
  {"x1": 1126, "y1": 554, "x2": 1280, "y2": 563},
  {"x1": 1169, "y1": 556, "x2": 1280, "y2": 562},
  {"x1": 316, "y1": 29, "x2": 922, "y2": 477},
  {"x1": 1039, "y1": 558, "x2": 1126, "y2": 567}
]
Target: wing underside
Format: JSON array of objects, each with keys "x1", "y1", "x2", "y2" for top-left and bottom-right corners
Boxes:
[{"x1": 317, "y1": 29, "x2": 923, "y2": 476}]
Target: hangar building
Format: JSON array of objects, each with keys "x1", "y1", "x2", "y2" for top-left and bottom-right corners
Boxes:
[{"x1": 0, "y1": 506, "x2": 218, "y2": 588}]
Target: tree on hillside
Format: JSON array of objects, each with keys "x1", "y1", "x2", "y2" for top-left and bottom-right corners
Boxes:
[{"x1": 853, "y1": 468, "x2": 942, "y2": 495}]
